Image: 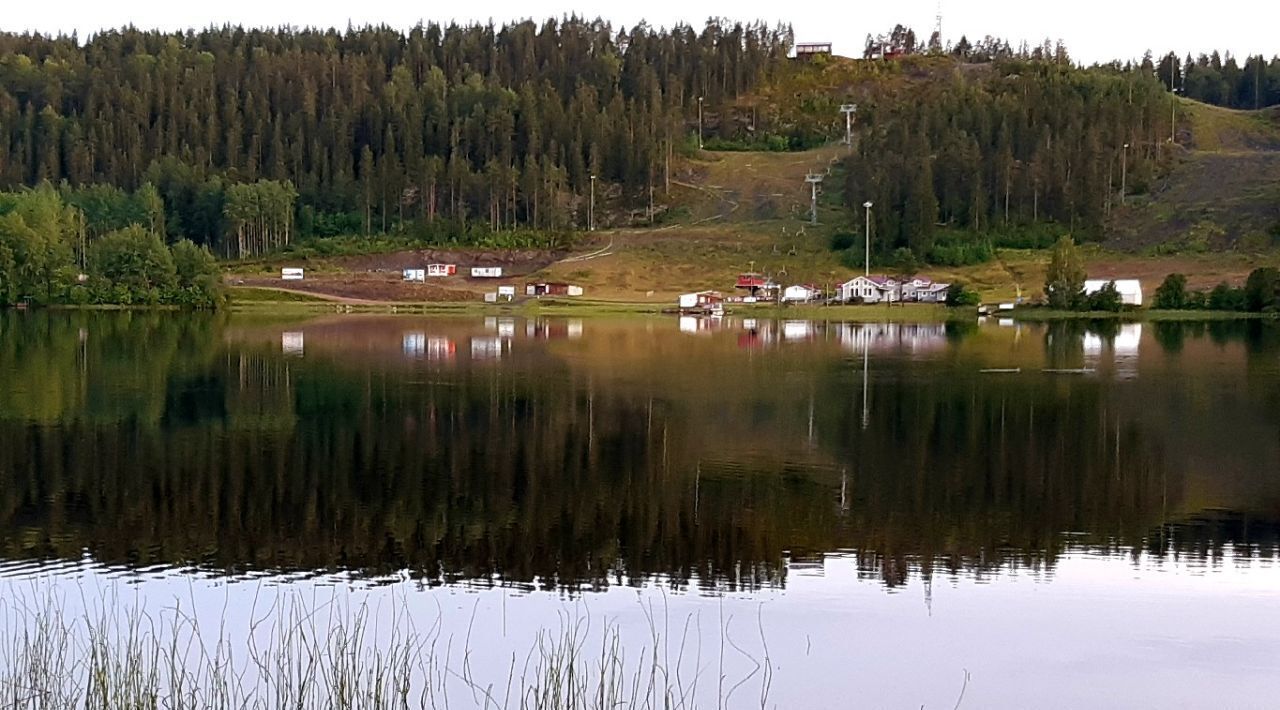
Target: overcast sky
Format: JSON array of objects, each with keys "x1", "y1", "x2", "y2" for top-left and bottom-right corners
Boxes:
[{"x1": 5, "y1": 0, "x2": 1276, "y2": 65}]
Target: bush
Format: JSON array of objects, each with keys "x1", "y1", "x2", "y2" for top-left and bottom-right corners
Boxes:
[
  {"x1": 1153, "y1": 273, "x2": 1189, "y2": 309},
  {"x1": 1208, "y1": 281, "x2": 1246, "y2": 311},
  {"x1": 1044, "y1": 236, "x2": 1085, "y2": 310},
  {"x1": 1086, "y1": 281, "x2": 1123, "y2": 312},
  {"x1": 986, "y1": 223, "x2": 1064, "y2": 250},
  {"x1": 88, "y1": 225, "x2": 177, "y2": 301},
  {"x1": 924, "y1": 229, "x2": 995, "y2": 266},
  {"x1": 838, "y1": 247, "x2": 868, "y2": 271},
  {"x1": 829, "y1": 232, "x2": 857, "y2": 251},
  {"x1": 945, "y1": 282, "x2": 981, "y2": 307},
  {"x1": 1244, "y1": 267, "x2": 1280, "y2": 313}
]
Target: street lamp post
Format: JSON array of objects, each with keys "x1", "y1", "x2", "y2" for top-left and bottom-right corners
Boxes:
[
  {"x1": 862, "y1": 200, "x2": 873, "y2": 277},
  {"x1": 589, "y1": 175, "x2": 596, "y2": 231},
  {"x1": 697, "y1": 97, "x2": 704, "y2": 150},
  {"x1": 1121, "y1": 143, "x2": 1129, "y2": 205}
]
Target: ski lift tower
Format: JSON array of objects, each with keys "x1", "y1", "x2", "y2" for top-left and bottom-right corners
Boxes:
[
  {"x1": 840, "y1": 104, "x2": 858, "y2": 147},
  {"x1": 805, "y1": 172, "x2": 824, "y2": 225}
]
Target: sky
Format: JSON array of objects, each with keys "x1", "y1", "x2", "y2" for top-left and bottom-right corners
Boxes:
[{"x1": 4, "y1": 0, "x2": 1277, "y2": 65}]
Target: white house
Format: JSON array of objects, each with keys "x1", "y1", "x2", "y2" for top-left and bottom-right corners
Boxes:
[
  {"x1": 403, "y1": 268, "x2": 426, "y2": 282},
  {"x1": 1084, "y1": 279, "x2": 1143, "y2": 306},
  {"x1": 782, "y1": 284, "x2": 822, "y2": 303},
  {"x1": 837, "y1": 275, "x2": 898, "y2": 304},
  {"x1": 471, "y1": 266, "x2": 503, "y2": 278},
  {"x1": 900, "y1": 278, "x2": 951, "y2": 303},
  {"x1": 678, "y1": 290, "x2": 725, "y2": 314}
]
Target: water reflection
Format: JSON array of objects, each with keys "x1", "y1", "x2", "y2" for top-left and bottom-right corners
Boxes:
[{"x1": 1, "y1": 311, "x2": 1278, "y2": 592}]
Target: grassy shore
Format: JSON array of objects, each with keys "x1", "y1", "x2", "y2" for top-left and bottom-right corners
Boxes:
[
  {"x1": 227, "y1": 288, "x2": 971, "y2": 322},
  {"x1": 1007, "y1": 308, "x2": 1277, "y2": 322}
]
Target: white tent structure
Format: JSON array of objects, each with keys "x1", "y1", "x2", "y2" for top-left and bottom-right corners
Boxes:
[{"x1": 1084, "y1": 279, "x2": 1143, "y2": 306}]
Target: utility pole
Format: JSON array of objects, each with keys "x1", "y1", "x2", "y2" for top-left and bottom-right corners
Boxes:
[
  {"x1": 862, "y1": 200, "x2": 873, "y2": 277},
  {"x1": 1257, "y1": 55, "x2": 1263, "y2": 110},
  {"x1": 697, "y1": 96, "x2": 704, "y2": 150},
  {"x1": 840, "y1": 104, "x2": 858, "y2": 148},
  {"x1": 589, "y1": 175, "x2": 596, "y2": 231},
  {"x1": 1170, "y1": 58, "x2": 1177, "y2": 144},
  {"x1": 1121, "y1": 143, "x2": 1129, "y2": 205},
  {"x1": 805, "y1": 172, "x2": 824, "y2": 225}
]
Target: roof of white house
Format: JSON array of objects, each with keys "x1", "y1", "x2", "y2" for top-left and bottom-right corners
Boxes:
[{"x1": 842, "y1": 275, "x2": 897, "y2": 288}]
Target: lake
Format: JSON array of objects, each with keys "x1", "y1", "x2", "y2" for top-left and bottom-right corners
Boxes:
[{"x1": 2, "y1": 311, "x2": 1279, "y2": 708}]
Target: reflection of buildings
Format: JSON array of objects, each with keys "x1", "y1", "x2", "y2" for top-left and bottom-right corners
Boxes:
[
  {"x1": 679, "y1": 315, "x2": 724, "y2": 335},
  {"x1": 836, "y1": 323, "x2": 948, "y2": 356},
  {"x1": 281, "y1": 331, "x2": 304, "y2": 356},
  {"x1": 403, "y1": 333, "x2": 456, "y2": 362},
  {"x1": 470, "y1": 336, "x2": 505, "y2": 361},
  {"x1": 403, "y1": 332, "x2": 426, "y2": 357},
  {"x1": 737, "y1": 318, "x2": 772, "y2": 349},
  {"x1": 483, "y1": 316, "x2": 518, "y2": 338},
  {"x1": 526, "y1": 318, "x2": 585, "y2": 340},
  {"x1": 428, "y1": 336, "x2": 456, "y2": 361},
  {"x1": 782, "y1": 320, "x2": 816, "y2": 342},
  {"x1": 1084, "y1": 324, "x2": 1142, "y2": 379}
]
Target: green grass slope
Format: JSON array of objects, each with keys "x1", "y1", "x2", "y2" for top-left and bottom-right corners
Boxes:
[{"x1": 1107, "y1": 101, "x2": 1280, "y2": 252}]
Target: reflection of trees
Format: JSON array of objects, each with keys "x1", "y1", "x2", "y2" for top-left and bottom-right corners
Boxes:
[
  {"x1": 818, "y1": 361, "x2": 1175, "y2": 585},
  {"x1": 0, "y1": 311, "x2": 223, "y2": 424},
  {"x1": 1, "y1": 314, "x2": 1278, "y2": 590}
]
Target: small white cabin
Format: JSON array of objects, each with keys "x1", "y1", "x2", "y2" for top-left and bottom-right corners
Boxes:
[
  {"x1": 471, "y1": 266, "x2": 503, "y2": 278},
  {"x1": 782, "y1": 284, "x2": 822, "y2": 303},
  {"x1": 1084, "y1": 279, "x2": 1143, "y2": 306},
  {"x1": 427, "y1": 263, "x2": 457, "y2": 277},
  {"x1": 281, "y1": 268, "x2": 304, "y2": 281},
  {"x1": 403, "y1": 269, "x2": 426, "y2": 282}
]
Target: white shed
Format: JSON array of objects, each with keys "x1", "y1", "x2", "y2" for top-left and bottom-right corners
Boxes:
[
  {"x1": 281, "y1": 268, "x2": 304, "y2": 281},
  {"x1": 471, "y1": 266, "x2": 503, "y2": 278},
  {"x1": 782, "y1": 285, "x2": 821, "y2": 303},
  {"x1": 403, "y1": 268, "x2": 426, "y2": 282},
  {"x1": 1084, "y1": 279, "x2": 1143, "y2": 306}
]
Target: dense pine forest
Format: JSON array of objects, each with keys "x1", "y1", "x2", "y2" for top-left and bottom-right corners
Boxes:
[
  {"x1": 0, "y1": 20, "x2": 791, "y2": 256},
  {"x1": 1, "y1": 17, "x2": 1277, "y2": 302},
  {"x1": 841, "y1": 58, "x2": 1179, "y2": 264}
]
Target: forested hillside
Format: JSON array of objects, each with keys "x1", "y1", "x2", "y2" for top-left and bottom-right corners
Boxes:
[
  {"x1": 1175, "y1": 53, "x2": 1280, "y2": 110},
  {"x1": 0, "y1": 20, "x2": 792, "y2": 255},
  {"x1": 1, "y1": 17, "x2": 1277, "y2": 290},
  {"x1": 841, "y1": 59, "x2": 1177, "y2": 265}
]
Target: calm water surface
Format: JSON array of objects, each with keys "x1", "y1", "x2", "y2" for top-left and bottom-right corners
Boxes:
[{"x1": 2, "y1": 311, "x2": 1279, "y2": 708}]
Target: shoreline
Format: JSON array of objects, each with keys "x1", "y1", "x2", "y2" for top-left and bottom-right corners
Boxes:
[{"x1": 12, "y1": 295, "x2": 1276, "y2": 325}]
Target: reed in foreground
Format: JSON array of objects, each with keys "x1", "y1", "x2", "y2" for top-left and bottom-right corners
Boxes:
[{"x1": 0, "y1": 584, "x2": 772, "y2": 710}]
